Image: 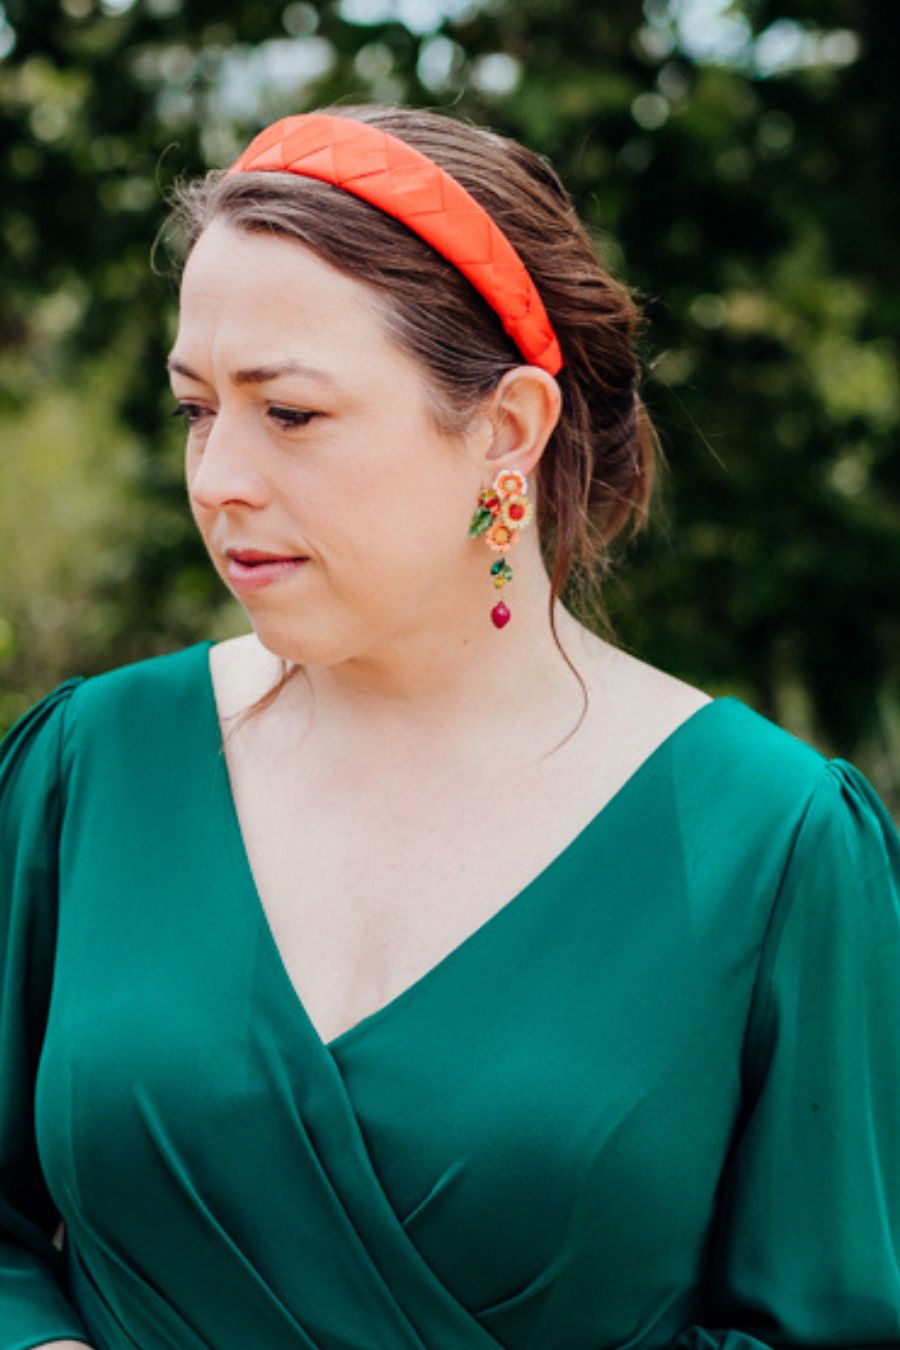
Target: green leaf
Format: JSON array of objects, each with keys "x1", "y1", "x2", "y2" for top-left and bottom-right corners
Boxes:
[{"x1": 467, "y1": 508, "x2": 493, "y2": 539}]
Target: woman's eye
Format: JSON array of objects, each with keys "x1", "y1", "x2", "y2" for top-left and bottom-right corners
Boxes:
[
  {"x1": 168, "y1": 402, "x2": 316, "y2": 430},
  {"x1": 170, "y1": 401, "x2": 207, "y2": 425},
  {"x1": 269, "y1": 407, "x2": 317, "y2": 429}
]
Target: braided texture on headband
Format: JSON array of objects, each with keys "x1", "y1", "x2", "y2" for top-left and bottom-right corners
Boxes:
[{"x1": 226, "y1": 113, "x2": 564, "y2": 376}]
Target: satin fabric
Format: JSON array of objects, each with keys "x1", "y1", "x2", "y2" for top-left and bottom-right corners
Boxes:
[
  {"x1": 226, "y1": 114, "x2": 564, "y2": 376},
  {"x1": 1, "y1": 638, "x2": 899, "y2": 1349}
]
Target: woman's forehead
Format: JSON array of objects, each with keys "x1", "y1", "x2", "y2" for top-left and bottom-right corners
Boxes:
[
  {"x1": 180, "y1": 219, "x2": 376, "y2": 313},
  {"x1": 176, "y1": 220, "x2": 391, "y2": 355}
]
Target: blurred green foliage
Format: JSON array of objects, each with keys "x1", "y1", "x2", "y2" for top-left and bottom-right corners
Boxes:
[{"x1": 0, "y1": 0, "x2": 898, "y2": 807}]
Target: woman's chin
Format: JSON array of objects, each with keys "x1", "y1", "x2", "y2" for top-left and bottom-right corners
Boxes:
[{"x1": 243, "y1": 617, "x2": 348, "y2": 672}]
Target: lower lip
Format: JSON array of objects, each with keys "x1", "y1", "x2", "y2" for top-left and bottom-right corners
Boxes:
[{"x1": 226, "y1": 557, "x2": 309, "y2": 593}]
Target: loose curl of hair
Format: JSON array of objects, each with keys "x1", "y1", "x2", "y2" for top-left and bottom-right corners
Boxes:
[{"x1": 160, "y1": 103, "x2": 660, "y2": 753}]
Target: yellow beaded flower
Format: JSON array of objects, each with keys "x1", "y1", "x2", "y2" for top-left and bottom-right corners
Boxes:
[
  {"x1": 500, "y1": 494, "x2": 533, "y2": 530},
  {"x1": 485, "y1": 521, "x2": 519, "y2": 553}
]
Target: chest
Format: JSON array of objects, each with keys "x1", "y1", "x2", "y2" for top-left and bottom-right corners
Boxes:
[
  {"x1": 208, "y1": 636, "x2": 712, "y2": 1046},
  {"x1": 222, "y1": 727, "x2": 617, "y2": 1045}
]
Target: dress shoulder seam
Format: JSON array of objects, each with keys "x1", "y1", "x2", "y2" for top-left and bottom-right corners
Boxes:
[{"x1": 56, "y1": 675, "x2": 87, "y2": 777}]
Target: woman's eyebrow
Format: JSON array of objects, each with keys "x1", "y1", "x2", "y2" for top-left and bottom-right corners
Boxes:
[{"x1": 166, "y1": 357, "x2": 336, "y2": 387}]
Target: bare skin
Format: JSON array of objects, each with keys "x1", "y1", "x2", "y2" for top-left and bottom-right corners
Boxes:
[
  {"x1": 32, "y1": 1342, "x2": 92, "y2": 1348},
  {"x1": 209, "y1": 630, "x2": 710, "y2": 1046},
  {"x1": 170, "y1": 219, "x2": 713, "y2": 1048}
]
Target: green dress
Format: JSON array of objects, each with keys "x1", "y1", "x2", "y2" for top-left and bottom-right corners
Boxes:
[{"x1": 2, "y1": 638, "x2": 899, "y2": 1350}]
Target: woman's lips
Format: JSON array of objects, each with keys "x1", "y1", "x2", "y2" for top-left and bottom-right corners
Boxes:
[{"x1": 226, "y1": 556, "x2": 309, "y2": 593}]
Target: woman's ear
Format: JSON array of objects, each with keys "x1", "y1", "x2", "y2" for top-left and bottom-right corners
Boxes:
[{"x1": 481, "y1": 366, "x2": 562, "y2": 481}]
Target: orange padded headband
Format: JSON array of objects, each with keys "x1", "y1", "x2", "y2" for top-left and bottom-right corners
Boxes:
[{"x1": 226, "y1": 113, "x2": 564, "y2": 376}]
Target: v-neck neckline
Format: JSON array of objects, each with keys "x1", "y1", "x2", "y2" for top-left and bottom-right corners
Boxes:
[{"x1": 197, "y1": 638, "x2": 739, "y2": 1055}]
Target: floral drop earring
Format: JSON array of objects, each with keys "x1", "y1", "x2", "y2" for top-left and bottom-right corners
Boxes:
[{"x1": 467, "y1": 469, "x2": 534, "y2": 629}]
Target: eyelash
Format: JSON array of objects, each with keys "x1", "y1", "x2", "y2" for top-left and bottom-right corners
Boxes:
[{"x1": 169, "y1": 402, "x2": 317, "y2": 430}]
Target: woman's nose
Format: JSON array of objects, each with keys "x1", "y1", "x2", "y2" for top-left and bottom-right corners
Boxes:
[{"x1": 187, "y1": 413, "x2": 268, "y2": 511}]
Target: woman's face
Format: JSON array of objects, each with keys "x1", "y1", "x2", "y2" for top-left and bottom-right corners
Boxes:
[{"x1": 168, "y1": 218, "x2": 493, "y2": 669}]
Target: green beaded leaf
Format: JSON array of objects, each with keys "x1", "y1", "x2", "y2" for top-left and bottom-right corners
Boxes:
[
  {"x1": 490, "y1": 560, "x2": 504, "y2": 575},
  {"x1": 467, "y1": 508, "x2": 493, "y2": 539},
  {"x1": 503, "y1": 564, "x2": 513, "y2": 580}
]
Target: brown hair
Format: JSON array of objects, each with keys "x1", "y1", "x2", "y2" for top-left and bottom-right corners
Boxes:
[{"x1": 161, "y1": 103, "x2": 659, "y2": 750}]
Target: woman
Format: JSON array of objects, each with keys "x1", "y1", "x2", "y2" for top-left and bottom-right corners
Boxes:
[{"x1": 2, "y1": 104, "x2": 899, "y2": 1350}]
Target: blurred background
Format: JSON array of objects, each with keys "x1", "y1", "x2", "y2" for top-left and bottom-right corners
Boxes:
[{"x1": 1, "y1": 0, "x2": 898, "y2": 812}]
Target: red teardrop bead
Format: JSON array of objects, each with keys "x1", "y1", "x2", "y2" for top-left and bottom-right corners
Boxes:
[{"x1": 491, "y1": 601, "x2": 511, "y2": 629}]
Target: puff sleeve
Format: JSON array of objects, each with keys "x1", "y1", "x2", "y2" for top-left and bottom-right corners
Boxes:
[
  {"x1": 676, "y1": 758, "x2": 900, "y2": 1349},
  {"x1": 0, "y1": 680, "x2": 91, "y2": 1348}
]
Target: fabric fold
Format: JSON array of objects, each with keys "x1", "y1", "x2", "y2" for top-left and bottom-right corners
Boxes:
[{"x1": 0, "y1": 677, "x2": 92, "y2": 1349}]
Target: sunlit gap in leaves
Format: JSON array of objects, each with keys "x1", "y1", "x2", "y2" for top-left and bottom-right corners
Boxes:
[
  {"x1": 338, "y1": 0, "x2": 484, "y2": 39},
  {"x1": 644, "y1": 0, "x2": 861, "y2": 79}
]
